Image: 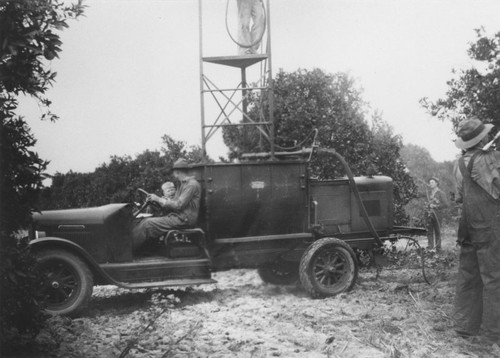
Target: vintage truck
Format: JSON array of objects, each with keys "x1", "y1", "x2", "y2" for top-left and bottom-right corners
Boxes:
[{"x1": 29, "y1": 149, "x2": 424, "y2": 315}]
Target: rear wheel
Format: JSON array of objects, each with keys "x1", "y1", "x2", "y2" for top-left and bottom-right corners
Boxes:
[
  {"x1": 258, "y1": 260, "x2": 299, "y2": 285},
  {"x1": 299, "y1": 238, "x2": 358, "y2": 298},
  {"x1": 36, "y1": 249, "x2": 93, "y2": 316}
]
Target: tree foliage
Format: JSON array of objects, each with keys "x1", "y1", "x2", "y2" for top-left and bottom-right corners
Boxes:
[
  {"x1": 417, "y1": 28, "x2": 500, "y2": 223},
  {"x1": 1, "y1": 0, "x2": 84, "y2": 227},
  {"x1": 1, "y1": 115, "x2": 49, "y2": 233},
  {"x1": 0, "y1": 0, "x2": 83, "y2": 353},
  {"x1": 0, "y1": 112, "x2": 48, "y2": 352},
  {"x1": 41, "y1": 135, "x2": 204, "y2": 209},
  {"x1": 421, "y1": 28, "x2": 500, "y2": 131},
  {"x1": 0, "y1": 0, "x2": 84, "y2": 120},
  {"x1": 223, "y1": 68, "x2": 417, "y2": 224}
]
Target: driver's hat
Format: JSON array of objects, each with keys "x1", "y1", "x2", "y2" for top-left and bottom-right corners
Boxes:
[{"x1": 173, "y1": 158, "x2": 190, "y2": 169}]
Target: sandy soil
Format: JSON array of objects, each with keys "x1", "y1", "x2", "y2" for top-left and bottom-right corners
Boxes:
[{"x1": 9, "y1": 234, "x2": 500, "y2": 358}]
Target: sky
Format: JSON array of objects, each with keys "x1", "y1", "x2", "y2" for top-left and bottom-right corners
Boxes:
[{"x1": 18, "y1": 0, "x2": 500, "y2": 175}]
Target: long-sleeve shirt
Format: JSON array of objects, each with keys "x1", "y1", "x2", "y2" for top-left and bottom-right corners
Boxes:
[
  {"x1": 454, "y1": 149, "x2": 500, "y2": 203},
  {"x1": 429, "y1": 188, "x2": 447, "y2": 210},
  {"x1": 158, "y1": 176, "x2": 201, "y2": 226}
]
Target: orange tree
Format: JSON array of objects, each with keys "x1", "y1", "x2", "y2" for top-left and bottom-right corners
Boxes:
[
  {"x1": 0, "y1": 0, "x2": 83, "y2": 352},
  {"x1": 40, "y1": 135, "x2": 204, "y2": 209},
  {"x1": 421, "y1": 29, "x2": 500, "y2": 131},
  {"x1": 223, "y1": 68, "x2": 417, "y2": 224}
]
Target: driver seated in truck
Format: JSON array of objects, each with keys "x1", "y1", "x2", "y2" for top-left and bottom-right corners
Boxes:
[{"x1": 132, "y1": 158, "x2": 201, "y2": 250}]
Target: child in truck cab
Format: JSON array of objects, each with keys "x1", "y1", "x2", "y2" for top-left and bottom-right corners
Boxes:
[
  {"x1": 161, "y1": 181, "x2": 176, "y2": 200},
  {"x1": 143, "y1": 181, "x2": 176, "y2": 216},
  {"x1": 132, "y1": 158, "x2": 201, "y2": 250}
]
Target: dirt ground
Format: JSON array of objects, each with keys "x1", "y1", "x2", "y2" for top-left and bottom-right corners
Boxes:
[{"x1": 8, "y1": 230, "x2": 500, "y2": 358}]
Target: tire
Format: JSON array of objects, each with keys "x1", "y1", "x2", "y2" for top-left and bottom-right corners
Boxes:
[
  {"x1": 36, "y1": 249, "x2": 94, "y2": 316},
  {"x1": 258, "y1": 261, "x2": 299, "y2": 285},
  {"x1": 299, "y1": 238, "x2": 358, "y2": 298}
]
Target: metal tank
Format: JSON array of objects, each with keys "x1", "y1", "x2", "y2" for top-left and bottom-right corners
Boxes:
[{"x1": 188, "y1": 159, "x2": 393, "y2": 243}]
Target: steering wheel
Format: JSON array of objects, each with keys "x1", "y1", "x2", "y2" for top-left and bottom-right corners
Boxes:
[{"x1": 134, "y1": 188, "x2": 153, "y2": 217}]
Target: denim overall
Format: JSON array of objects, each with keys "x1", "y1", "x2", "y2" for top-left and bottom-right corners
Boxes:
[{"x1": 454, "y1": 151, "x2": 500, "y2": 341}]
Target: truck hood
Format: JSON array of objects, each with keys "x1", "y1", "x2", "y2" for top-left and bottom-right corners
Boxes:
[{"x1": 33, "y1": 203, "x2": 131, "y2": 226}]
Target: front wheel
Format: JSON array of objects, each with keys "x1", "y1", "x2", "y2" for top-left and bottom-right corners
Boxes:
[
  {"x1": 299, "y1": 238, "x2": 358, "y2": 298},
  {"x1": 36, "y1": 249, "x2": 94, "y2": 316}
]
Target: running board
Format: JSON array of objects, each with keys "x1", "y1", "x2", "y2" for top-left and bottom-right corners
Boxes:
[{"x1": 116, "y1": 278, "x2": 217, "y2": 289}]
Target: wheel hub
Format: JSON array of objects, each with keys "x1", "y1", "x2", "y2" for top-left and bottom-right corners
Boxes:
[
  {"x1": 51, "y1": 281, "x2": 60, "y2": 289},
  {"x1": 323, "y1": 264, "x2": 335, "y2": 273}
]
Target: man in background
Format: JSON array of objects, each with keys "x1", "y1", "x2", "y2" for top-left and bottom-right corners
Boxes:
[{"x1": 426, "y1": 177, "x2": 446, "y2": 251}]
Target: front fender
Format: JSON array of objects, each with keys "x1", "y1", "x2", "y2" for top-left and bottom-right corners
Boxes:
[
  {"x1": 29, "y1": 237, "x2": 119, "y2": 286},
  {"x1": 30, "y1": 237, "x2": 94, "y2": 260}
]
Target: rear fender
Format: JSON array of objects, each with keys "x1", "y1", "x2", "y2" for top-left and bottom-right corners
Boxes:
[{"x1": 29, "y1": 237, "x2": 117, "y2": 285}]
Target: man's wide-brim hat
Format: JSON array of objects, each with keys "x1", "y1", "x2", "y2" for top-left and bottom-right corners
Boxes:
[
  {"x1": 173, "y1": 158, "x2": 190, "y2": 169},
  {"x1": 455, "y1": 117, "x2": 493, "y2": 149},
  {"x1": 428, "y1": 177, "x2": 440, "y2": 185}
]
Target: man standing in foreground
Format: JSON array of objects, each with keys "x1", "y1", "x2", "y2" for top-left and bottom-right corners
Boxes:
[
  {"x1": 132, "y1": 158, "x2": 201, "y2": 250},
  {"x1": 453, "y1": 117, "x2": 500, "y2": 344}
]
